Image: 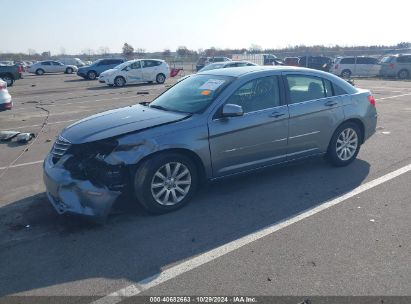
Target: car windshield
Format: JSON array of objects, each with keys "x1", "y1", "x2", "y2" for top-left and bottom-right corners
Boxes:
[
  {"x1": 114, "y1": 61, "x2": 133, "y2": 69},
  {"x1": 199, "y1": 63, "x2": 225, "y2": 72},
  {"x1": 91, "y1": 59, "x2": 103, "y2": 66},
  {"x1": 149, "y1": 74, "x2": 234, "y2": 113},
  {"x1": 381, "y1": 56, "x2": 393, "y2": 63}
]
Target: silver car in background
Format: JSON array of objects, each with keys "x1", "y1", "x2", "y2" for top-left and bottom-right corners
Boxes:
[
  {"x1": 28, "y1": 60, "x2": 78, "y2": 75},
  {"x1": 0, "y1": 79, "x2": 12, "y2": 110},
  {"x1": 44, "y1": 66, "x2": 377, "y2": 220}
]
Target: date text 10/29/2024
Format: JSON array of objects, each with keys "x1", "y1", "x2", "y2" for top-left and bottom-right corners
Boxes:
[{"x1": 149, "y1": 296, "x2": 257, "y2": 303}]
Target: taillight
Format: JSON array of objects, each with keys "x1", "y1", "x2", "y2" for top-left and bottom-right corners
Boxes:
[
  {"x1": 368, "y1": 95, "x2": 376, "y2": 107},
  {"x1": 389, "y1": 63, "x2": 395, "y2": 69},
  {"x1": 18, "y1": 66, "x2": 23, "y2": 73},
  {"x1": 0, "y1": 83, "x2": 6, "y2": 91},
  {"x1": 334, "y1": 64, "x2": 339, "y2": 70}
]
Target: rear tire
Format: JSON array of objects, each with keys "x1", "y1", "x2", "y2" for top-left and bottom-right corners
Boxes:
[
  {"x1": 87, "y1": 71, "x2": 97, "y2": 80},
  {"x1": 134, "y1": 153, "x2": 198, "y2": 214},
  {"x1": 341, "y1": 69, "x2": 351, "y2": 79},
  {"x1": 114, "y1": 76, "x2": 126, "y2": 87},
  {"x1": 36, "y1": 69, "x2": 45, "y2": 75},
  {"x1": 327, "y1": 122, "x2": 361, "y2": 167},
  {"x1": 66, "y1": 67, "x2": 73, "y2": 74},
  {"x1": 398, "y1": 69, "x2": 409, "y2": 79},
  {"x1": 156, "y1": 73, "x2": 166, "y2": 84}
]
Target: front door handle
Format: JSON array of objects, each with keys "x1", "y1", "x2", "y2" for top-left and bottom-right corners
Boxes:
[
  {"x1": 325, "y1": 100, "x2": 338, "y2": 107},
  {"x1": 270, "y1": 111, "x2": 285, "y2": 118}
]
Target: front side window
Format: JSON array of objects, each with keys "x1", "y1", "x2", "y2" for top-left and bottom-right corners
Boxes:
[
  {"x1": 340, "y1": 58, "x2": 355, "y2": 64},
  {"x1": 42, "y1": 61, "x2": 51, "y2": 66},
  {"x1": 150, "y1": 74, "x2": 233, "y2": 113},
  {"x1": 225, "y1": 76, "x2": 280, "y2": 113},
  {"x1": 286, "y1": 75, "x2": 327, "y2": 104},
  {"x1": 129, "y1": 61, "x2": 141, "y2": 69}
]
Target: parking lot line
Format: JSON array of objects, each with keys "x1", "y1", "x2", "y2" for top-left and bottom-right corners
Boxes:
[
  {"x1": 376, "y1": 93, "x2": 411, "y2": 100},
  {"x1": 91, "y1": 163, "x2": 411, "y2": 304},
  {"x1": 0, "y1": 160, "x2": 44, "y2": 171}
]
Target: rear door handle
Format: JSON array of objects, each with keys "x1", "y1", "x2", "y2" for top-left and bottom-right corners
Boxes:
[
  {"x1": 325, "y1": 100, "x2": 338, "y2": 107},
  {"x1": 270, "y1": 111, "x2": 286, "y2": 118}
]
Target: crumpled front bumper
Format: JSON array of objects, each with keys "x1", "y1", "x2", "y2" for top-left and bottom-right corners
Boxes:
[{"x1": 43, "y1": 154, "x2": 121, "y2": 218}]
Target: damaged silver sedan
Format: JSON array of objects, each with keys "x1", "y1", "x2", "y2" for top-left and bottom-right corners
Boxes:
[{"x1": 44, "y1": 66, "x2": 377, "y2": 220}]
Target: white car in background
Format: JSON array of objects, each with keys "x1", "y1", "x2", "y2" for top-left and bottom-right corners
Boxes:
[
  {"x1": 330, "y1": 56, "x2": 381, "y2": 78},
  {"x1": 28, "y1": 60, "x2": 78, "y2": 75},
  {"x1": 0, "y1": 79, "x2": 12, "y2": 110},
  {"x1": 99, "y1": 59, "x2": 170, "y2": 87}
]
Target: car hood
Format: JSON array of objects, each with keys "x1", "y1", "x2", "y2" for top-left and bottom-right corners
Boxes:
[
  {"x1": 61, "y1": 104, "x2": 190, "y2": 144},
  {"x1": 78, "y1": 65, "x2": 91, "y2": 71}
]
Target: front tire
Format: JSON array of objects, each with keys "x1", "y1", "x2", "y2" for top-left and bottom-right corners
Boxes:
[
  {"x1": 134, "y1": 153, "x2": 198, "y2": 214},
  {"x1": 36, "y1": 69, "x2": 45, "y2": 75},
  {"x1": 87, "y1": 71, "x2": 97, "y2": 80},
  {"x1": 156, "y1": 73, "x2": 166, "y2": 84},
  {"x1": 341, "y1": 69, "x2": 352, "y2": 79},
  {"x1": 327, "y1": 122, "x2": 361, "y2": 167},
  {"x1": 114, "y1": 76, "x2": 126, "y2": 87},
  {"x1": 1, "y1": 74, "x2": 13, "y2": 86}
]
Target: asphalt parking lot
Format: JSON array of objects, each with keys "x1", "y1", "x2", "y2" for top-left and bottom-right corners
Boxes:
[{"x1": 0, "y1": 74, "x2": 410, "y2": 301}]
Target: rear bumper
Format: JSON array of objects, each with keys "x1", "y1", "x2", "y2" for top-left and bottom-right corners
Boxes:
[
  {"x1": 43, "y1": 154, "x2": 121, "y2": 219},
  {"x1": 0, "y1": 101, "x2": 12, "y2": 110}
]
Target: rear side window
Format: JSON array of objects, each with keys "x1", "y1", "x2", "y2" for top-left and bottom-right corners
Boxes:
[
  {"x1": 333, "y1": 84, "x2": 348, "y2": 96},
  {"x1": 397, "y1": 55, "x2": 411, "y2": 63},
  {"x1": 143, "y1": 60, "x2": 161, "y2": 68},
  {"x1": 340, "y1": 58, "x2": 355, "y2": 64},
  {"x1": 226, "y1": 76, "x2": 281, "y2": 113},
  {"x1": 98, "y1": 60, "x2": 108, "y2": 66},
  {"x1": 286, "y1": 75, "x2": 327, "y2": 104},
  {"x1": 357, "y1": 57, "x2": 378, "y2": 64}
]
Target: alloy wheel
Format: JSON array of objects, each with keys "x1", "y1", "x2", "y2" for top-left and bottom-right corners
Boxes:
[{"x1": 336, "y1": 128, "x2": 358, "y2": 161}]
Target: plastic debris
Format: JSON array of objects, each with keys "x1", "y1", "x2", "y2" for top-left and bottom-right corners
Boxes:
[
  {"x1": 370, "y1": 219, "x2": 375, "y2": 222},
  {"x1": 382, "y1": 131, "x2": 391, "y2": 135},
  {"x1": 0, "y1": 131, "x2": 21, "y2": 141},
  {"x1": 25, "y1": 225, "x2": 30, "y2": 228},
  {"x1": 15, "y1": 133, "x2": 35, "y2": 143}
]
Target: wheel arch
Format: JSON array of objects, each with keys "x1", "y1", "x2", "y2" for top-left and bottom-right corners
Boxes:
[{"x1": 132, "y1": 148, "x2": 207, "y2": 182}]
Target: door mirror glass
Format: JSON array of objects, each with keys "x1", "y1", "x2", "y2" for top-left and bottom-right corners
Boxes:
[{"x1": 222, "y1": 104, "x2": 244, "y2": 117}]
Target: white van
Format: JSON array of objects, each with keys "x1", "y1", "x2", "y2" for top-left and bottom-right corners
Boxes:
[
  {"x1": 330, "y1": 56, "x2": 381, "y2": 78},
  {"x1": 58, "y1": 57, "x2": 86, "y2": 67},
  {"x1": 98, "y1": 59, "x2": 170, "y2": 87}
]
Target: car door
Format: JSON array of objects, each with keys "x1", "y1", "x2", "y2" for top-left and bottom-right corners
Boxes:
[
  {"x1": 96, "y1": 59, "x2": 109, "y2": 74},
  {"x1": 51, "y1": 61, "x2": 64, "y2": 73},
  {"x1": 141, "y1": 60, "x2": 156, "y2": 81},
  {"x1": 125, "y1": 61, "x2": 142, "y2": 83},
  {"x1": 208, "y1": 75, "x2": 289, "y2": 177},
  {"x1": 365, "y1": 57, "x2": 380, "y2": 76},
  {"x1": 284, "y1": 73, "x2": 345, "y2": 159},
  {"x1": 41, "y1": 61, "x2": 52, "y2": 72}
]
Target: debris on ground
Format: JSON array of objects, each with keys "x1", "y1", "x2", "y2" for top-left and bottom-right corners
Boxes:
[
  {"x1": 370, "y1": 219, "x2": 375, "y2": 222},
  {"x1": 16, "y1": 133, "x2": 35, "y2": 143},
  {"x1": 136, "y1": 91, "x2": 150, "y2": 95},
  {"x1": 0, "y1": 131, "x2": 21, "y2": 141},
  {"x1": 382, "y1": 131, "x2": 391, "y2": 135},
  {"x1": 46, "y1": 139, "x2": 52, "y2": 142}
]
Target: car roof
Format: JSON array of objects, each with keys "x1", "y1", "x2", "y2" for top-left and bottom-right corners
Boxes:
[{"x1": 197, "y1": 65, "x2": 326, "y2": 77}]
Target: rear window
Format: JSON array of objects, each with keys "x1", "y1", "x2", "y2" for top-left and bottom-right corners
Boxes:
[{"x1": 397, "y1": 55, "x2": 411, "y2": 63}]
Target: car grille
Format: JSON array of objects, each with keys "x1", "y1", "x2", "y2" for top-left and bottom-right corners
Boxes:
[{"x1": 51, "y1": 135, "x2": 71, "y2": 159}]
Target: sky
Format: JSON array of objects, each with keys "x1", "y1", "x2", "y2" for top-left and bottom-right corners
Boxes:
[{"x1": 2, "y1": 0, "x2": 410, "y2": 55}]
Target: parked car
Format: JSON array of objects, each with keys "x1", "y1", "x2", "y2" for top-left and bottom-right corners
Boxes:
[
  {"x1": 195, "y1": 56, "x2": 231, "y2": 71},
  {"x1": 44, "y1": 66, "x2": 377, "y2": 220},
  {"x1": 231, "y1": 54, "x2": 280, "y2": 66},
  {"x1": 298, "y1": 56, "x2": 332, "y2": 71},
  {"x1": 0, "y1": 65, "x2": 22, "y2": 86},
  {"x1": 198, "y1": 61, "x2": 257, "y2": 72},
  {"x1": 77, "y1": 58, "x2": 125, "y2": 80},
  {"x1": 330, "y1": 56, "x2": 381, "y2": 78},
  {"x1": 58, "y1": 57, "x2": 86, "y2": 67},
  {"x1": 0, "y1": 61, "x2": 14, "y2": 66},
  {"x1": 0, "y1": 79, "x2": 12, "y2": 110},
  {"x1": 28, "y1": 61, "x2": 78, "y2": 75},
  {"x1": 98, "y1": 59, "x2": 170, "y2": 87},
  {"x1": 380, "y1": 54, "x2": 411, "y2": 79},
  {"x1": 284, "y1": 57, "x2": 300, "y2": 66}
]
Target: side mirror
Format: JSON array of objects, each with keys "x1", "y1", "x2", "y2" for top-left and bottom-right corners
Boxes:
[{"x1": 222, "y1": 104, "x2": 244, "y2": 117}]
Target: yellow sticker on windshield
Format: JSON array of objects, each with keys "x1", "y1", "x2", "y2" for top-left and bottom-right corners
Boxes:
[{"x1": 201, "y1": 90, "x2": 211, "y2": 96}]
